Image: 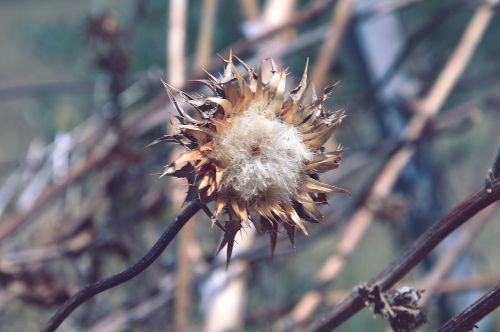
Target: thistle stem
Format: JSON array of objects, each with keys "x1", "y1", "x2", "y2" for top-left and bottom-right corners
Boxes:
[
  {"x1": 41, "y1": 200, "x2": 201, "y2": 332},
  {"x1": 435, "y1": 285, "x2": 500, "y2": 332},
  {"x1": 307, "y1": 179, "x2": 500, "y2": 332}
]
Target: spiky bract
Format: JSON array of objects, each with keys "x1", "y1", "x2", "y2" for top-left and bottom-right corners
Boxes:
[{"x1": 158, "y1": 55, "x2": 348, "y2": 263}]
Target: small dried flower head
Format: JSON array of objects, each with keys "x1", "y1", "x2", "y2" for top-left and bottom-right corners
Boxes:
[
  {"x1": 158, "y1": 54, "x2": 348, "y2": 263},
  {"x1": 214, "y1": 106, "x2": 313, "y2": 203}
]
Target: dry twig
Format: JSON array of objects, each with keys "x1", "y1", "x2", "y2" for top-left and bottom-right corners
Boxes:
[
  {"x1": 167, "y1": 0, "x2": 187, "y2": 86},
  {"x1": 41, "y1": 200, "x2": 201, "y2": 332},
  {"x1": 195, "y1": 0, "x2": 219, "y2": 70},
  {"x1": 419, "y1": 206, "x2": 495, "y2": 307},
  {"x1": 311, "y1": 0, "x2": 354, "y2": 89},
  {"x1": 307, "y1": 153, "x2": 500, "y2": 331},
  {"x1": 0, "y1": 147, "x2": 116, "y2": 241},
  {"x1": 281, "y1": 1, "x2": 497, "y2": 328},
  {"x1": 435, "y1": 285, "x2": 500, "y2": 332}
]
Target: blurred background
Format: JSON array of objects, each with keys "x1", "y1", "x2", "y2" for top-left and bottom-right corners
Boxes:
[{"x1": 0, "y1": 0, "x2": 499, "y2": 331}]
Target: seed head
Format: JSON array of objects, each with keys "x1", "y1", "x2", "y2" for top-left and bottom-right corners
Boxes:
[{"x1": 158, "y1": 54, "x2": 348, "y2": 263}]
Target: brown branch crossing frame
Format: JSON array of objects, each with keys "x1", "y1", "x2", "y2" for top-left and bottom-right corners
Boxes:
[
  {"x1": 41, "y1": 200, "x2": 201, "y2": 332},
  {"x1": 308, "y1": 154, "x2": 500, "y2": 332},
  {"x1": 435, "y1": 285, "x2": 500, "y2": 332}
]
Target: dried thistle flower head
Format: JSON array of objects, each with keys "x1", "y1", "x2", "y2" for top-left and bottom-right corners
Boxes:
[{"x1": 158, "y1": 54, "x2": 348, "y2": 263}]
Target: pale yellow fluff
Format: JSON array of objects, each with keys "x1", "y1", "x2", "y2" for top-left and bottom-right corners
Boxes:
[{"x1": 214, "y1": 104, "x2": 312, "y2": 202}]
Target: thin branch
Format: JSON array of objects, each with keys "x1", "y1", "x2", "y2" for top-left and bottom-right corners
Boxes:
[
  {"x1": 431, "y1": 275, "x2": 500, "y2": 295},
  {"x1": 419, "y1": 205, "x2": 494, "y2": 307},
  {"x1": 257, "y1": 0, "x2": 297, "y2": 60},
  {"x1": 41, "y1": 200, "x2": 201, "y2": 332},
  {"x1": 230, "y1": 0, "x2": 420, "y2": 61},
  {"x1": 231, "y1": 0, "x2": 336, "y2": 56},
  {"x1": 435, "y1": 285, "x2": 500, "y2": 332},
  {"x1": 0, "y1": 231, "x2": 93, "y2": 271},
  {"x1": 355, "y1": 0, "x2": 423, "y2": 20},
  {"x1": 167, "y1": 0, "x2": 187, "y2": 86},
  {"x1": 86, "y1": 274, "x2": 176, "y2": 332},
  {"x1": 0, "y1": 147, "x2": 116, "y2": 241},
  {"x1": 168, "y1": 3, "x2": 190, "y2": 326},
  {"x1": 195, "y1": 0, "x2": 218, "y2": 70},
  {"x1": 1, "y1": 185, "x2": 166, "y2": 269},
  {"x1": 365, "y1": 0, "x2": 468, "y2": 98},
  {"x1": 311, "y1": 0, "x2": 354, "y2": 89},
  {"x1": 307, "y1": 162, "x2": 500, "y2": 331},
  {"x1": 415, "y1": 0, "x2": 498, "y2": 116}
]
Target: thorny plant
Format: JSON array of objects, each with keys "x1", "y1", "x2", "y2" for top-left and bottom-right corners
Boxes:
[
  {"x1": 357, "y1": 284, "x2": 426, "y2": 332},
  {"x1": 156, "y1": 53, "x2": 349, "y2": 263},
  {"x1": 42, "y1": 56, "x2": 348, "y2": 331},
  {"x1": 41, "y1": 53, "x2": 500, "y2": 332}
]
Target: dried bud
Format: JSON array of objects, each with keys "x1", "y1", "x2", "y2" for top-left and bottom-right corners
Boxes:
[
  {"x1": 158, "y1": 54, "x2": 348, "y2": 263},
  {"x1": 358, "y1": 284, "x2": 426, "y2": 332}
]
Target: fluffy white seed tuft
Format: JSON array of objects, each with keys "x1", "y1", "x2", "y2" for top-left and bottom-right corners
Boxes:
[{"x1": 214, "y1": 106, "x2": 312, "y2": 202}]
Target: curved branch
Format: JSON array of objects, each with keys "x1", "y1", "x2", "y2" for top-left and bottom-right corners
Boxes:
[
  {"x1": 307, "y1": 176, "x2": 500, "y2": 331},
  {"x1": 435, "y1": 285, "x2": 500, "y2": 332},
  {"x1": 42, "y1": 200, "x2": 201, "y2": 332}
]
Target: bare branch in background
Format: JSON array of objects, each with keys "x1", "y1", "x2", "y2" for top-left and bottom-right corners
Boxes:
[
  {"x1": 195, "y1": 0, "x2": 219, "y2": 70},
  {"x1": 254, "y1": 0, "x2": 297, "y2": 59},
  {"x1": 418, "y1": 206, "x2": 495, "y2": 307},
  {"x1": 414, "y1": 0, "x2": 498, "y2": 116},
  {"x1": 86, "y1": 274, "x2": 177, "y2": 332},
  {"x1": 355, "y1": 0, "x2": 422, "y2": 19},
  {"x1": 0, "y1": 146, "x2": 116, "y2": 241},
  {"x1": 231, "y1": 0, "x2": 337, "y2": 56},
  {"x1": 166, "y1": 2, "x2": 193, "y2": 329},
  {"x1": 41, "y1": 200, "x2": 201, "y2": 332},
  {"x1": 431, "y1": 275, "x2": 500, "y2": 295},
  {"x1": 311, "y1": 0, "x2": 354, "y2": 89},
  {"x1": 167, "y1": 0, "x2": 187, "y2": 86}
]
